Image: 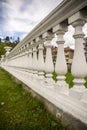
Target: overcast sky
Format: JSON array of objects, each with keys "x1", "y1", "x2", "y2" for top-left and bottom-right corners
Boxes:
[
  {"x1": 0, "y1": 0, "x2": 63, "y2": 39},
  {"x1": 0, "y1": 0, "x2": 87, "y2": 49}
]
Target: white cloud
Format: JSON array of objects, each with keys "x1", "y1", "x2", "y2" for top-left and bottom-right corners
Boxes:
[
  {"x1": 21, "y1": 33, "x2": 27, "y2": 40},
  {"x1": 51, "y1": 23, "x2": 87, "y2": 49},
  {"x1": 51, "y1": 34, "x2": 58, "y2": 47},
  {"x1": 63, "y1": 24, "x2": 87, "y2": 49},
  {"x1": 2, "y1": 0, "x2": 63, "y2": 39},
  {"x1": 1, "y1": 0, "x2": 87, "y2": 48},
  {"x1": 83, "y1": 23, "x2": 87, "y2": 37},
  {"x1": 64, "y1": 25, "x2": 75, "y2": 49}
]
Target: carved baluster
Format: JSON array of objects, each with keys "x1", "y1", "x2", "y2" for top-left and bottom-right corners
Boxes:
[
  {"x1": 53, "y1": 22, "x2": 69, "y2": 94},
  {"x1": 24, "y1": 50, "x2": 29, "y2": 69},
  {"x1": 36, "y1": 37, "x2": 45, "y2": 80},
  {"x1": 43, "y1": 31, "x2": 54, "y2": 85},
  {"x1": 68, "y1": 11, "x2": 87, "y2": 100},
  {"x1": 25, "y1": 45, "x2": 30, "y2": 69},
  {"x1": 32, "y1": 42, "x2": 38, "y2": 76},
  {"x1": 28, "y1": 48, "x2": 33, "y2": 74}
]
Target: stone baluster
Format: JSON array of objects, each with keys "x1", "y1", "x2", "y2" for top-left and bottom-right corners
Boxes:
[
  {"x1": 21, "y1": 50, "x2": 25, "y2": 68},
  {"x1": 23, "y1": 45, "x2": 29, "y2": 69},
  {"x1": 53, "y1": 22, "x2": 69, "y2": 94},
  {"x1": 28, "y1": 48, "x2": 33, "y2": 74},
  {"x1": 68, "y1": 11, "x2": 87, "y2": 100},
  {"x1": 43, "y1": 31, "x2": 54, "y2": 85},
  {"x1": 32, "y1": 42, "x2": 38, "y2": 76},
  {"x1": 24, "y1": 50, "x2": 29, "y2": 69},
  {"x1": 36, "y1": 37, "x2": 45, "y2": 80}
]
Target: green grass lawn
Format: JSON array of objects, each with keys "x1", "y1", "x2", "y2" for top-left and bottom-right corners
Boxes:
[{"x1": 0, "y1": 68, "x2": 67, "y2": 130}]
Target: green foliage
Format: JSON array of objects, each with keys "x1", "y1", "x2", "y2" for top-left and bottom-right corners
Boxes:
[
  {"x1": 65, "y1": 73, "x2": 87, "y2": 88},
  {"x1": 65, "y1": 72, "x2": 74, "y2": 88},
  {"x1": 52, "y1": 71, "x2": 57, "y2": 82},
  {"x1": 43, "y1": 71, "x2": 46, "y2": 78},
  {"x1": 52, "y1": 71, "x2": 74, "y2": 88},
  {"x1": 5, "y1": 36, "x2": 10, "y2": 42},
  {"x1": 52, "y1": 72, "x2": 74, "y2": 88},
  {"x1": 0, "y1": 43, "x2": 6, "y2": 57},
  {"x1": 0, "y1": 69, "x2": 67, "y2": 130},
  {"x1": 44, "y1": 72, "x2": 87, "y2": 89},
  {"x1": 84, "y1": 76, "x2": 87, "y2": 88}
]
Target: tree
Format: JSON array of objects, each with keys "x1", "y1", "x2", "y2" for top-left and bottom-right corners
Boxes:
[
  {"x1": 0, "y1": 38, "x2": 1, "y2": 43},
  {"x1": 14, "y1": 37, "x2": 20, "y2": 44},
  {"x1": 17, "y1": 37, "x2": 20, "y2": 43},
  {"x1": 5, "y1": 36, "x2": 10, "y2": 43}
]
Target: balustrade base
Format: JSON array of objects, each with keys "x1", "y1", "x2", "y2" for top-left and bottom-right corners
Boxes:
[
  {"x1": 80, "y1": 98, "x2": 87, "y2": 108},
  {"x1": 69, "y1": 85, "x2": 87, "y2": 100},
  {"x1": 54, "y1": 80, "x2": 69, "y2": 95},
  {"x1": 44, "y1": 77, "x2": 55, "y2": 89},
  {"x1": 69, "y1": 78, "x2": 87, "y2": 100},
  {"x1": 38, "y1": 72, "x2": 44, "y2": 79}
]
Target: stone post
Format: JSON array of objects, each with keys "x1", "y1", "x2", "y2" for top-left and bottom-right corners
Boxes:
[
  {"x1": 43, "y1": 31, "x2": 54, "y2": 85},
  {"x1": 53, "y1": 22, "x2": 69, "y2": 94},
  {"x1": 24, "y1": 50, "x2": 29, "y2": 68},
  {"x1": 32, "y1": 42, "x2": 38, "y2": 76},
  {"x1": 36, "y1": 37, "x2": 45, "y2": 79},
  {"x1": 68, "y1": 11, "x2": 87, "y2": 100},
  {"x1": 28, "y1": 48, "x2": 33, "y2": 74}
]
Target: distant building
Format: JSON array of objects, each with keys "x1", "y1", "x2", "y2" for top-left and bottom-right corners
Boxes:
[
  {"x1": 64, "y1": 47, "x2": 74, "y2": 71},
  {"x1": 51, "y1": 46, "x2": 74, "y2": 71}
]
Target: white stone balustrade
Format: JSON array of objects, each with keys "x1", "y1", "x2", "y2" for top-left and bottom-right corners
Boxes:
[{"x1": 1, "y1": 0, "x2": 87, "y2": 129}]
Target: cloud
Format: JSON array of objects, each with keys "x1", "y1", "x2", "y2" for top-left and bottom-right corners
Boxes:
[
  {"x1": 1, "y1": 0, "x2": 63, "y2": 40},
  {"x1": 83, "y1": 23, "x2": 87, "y2": 37},
  {"x1": 0, "y1": 0, "x2": 87, "y2": 48},
  {"x1": 64, "y1": 25, "x2": 75, "y2": 49}
]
